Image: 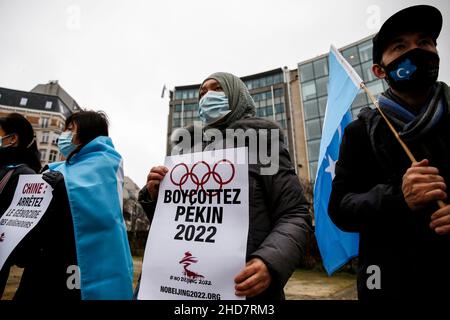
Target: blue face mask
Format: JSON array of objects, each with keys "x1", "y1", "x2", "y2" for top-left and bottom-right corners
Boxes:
[
  {"x1": 57, "y1": 131, "x2": 78, "y2": 158},
  {"x1": 198, "y1": 91, "x2": 231, "y2": 124}
]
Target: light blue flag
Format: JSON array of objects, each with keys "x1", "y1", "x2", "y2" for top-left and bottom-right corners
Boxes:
[
  {"x1": 48, "y1": 136, "x2": 134, "y2": 299},
  {"x1": 314, "y1": 45, "x2": 362, "y2": 275}
]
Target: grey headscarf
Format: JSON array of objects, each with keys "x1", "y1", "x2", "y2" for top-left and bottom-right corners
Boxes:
[{"x1": 199, "y1": 72, "x2": 256, "y2": 129}]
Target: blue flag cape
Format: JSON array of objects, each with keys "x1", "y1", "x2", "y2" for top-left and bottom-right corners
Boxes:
[{"x1": 48, "y1": 136, "x2": 133, "y2": 300}]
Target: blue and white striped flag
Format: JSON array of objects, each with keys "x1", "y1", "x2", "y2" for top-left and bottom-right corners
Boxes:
[{"x1": 314, "y1": 45, "x2": 362, "y2": 275}]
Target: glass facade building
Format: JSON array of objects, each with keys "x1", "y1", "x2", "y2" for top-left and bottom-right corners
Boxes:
[{"x1": 298, "y1": 35, "x2": 389, "y2": 179}]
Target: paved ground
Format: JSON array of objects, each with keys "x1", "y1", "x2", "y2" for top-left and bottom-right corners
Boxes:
[
  {"x1": 2, "y1": 257, "x2": 357, "y2": 300},
  {"x1": 285, "y1": 269, "x2": 357, "y2": 300}
]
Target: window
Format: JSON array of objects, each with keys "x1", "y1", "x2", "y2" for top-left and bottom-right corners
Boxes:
[
  {"x1": 20, "y1": 97, "x2": 28, "y2": 106},
  {"x1": 258, "y1": 107, "x2": 267, "y2": 117},
  {"x1": 40, "y1": 117, "x2": 49, "y2": 128},
  {"x1": 275, "y1": 103, "x2": 284, "y2": 114},
  {"x1": 301, "y1": 81, "x2": 316, "y2": 100},
  {"x1": 313, "y1": 58, "x2": 328, "y2": 78},
  {"x1": 318, "y1": 96, "x2": 327, "y2": 116},
  {"x1": 305, "y1": 119, "x2": 321, "y2": 140},
  {"x1": 175, "y1": 91, "x2": 182, "y2": 100},
  {"x1": 361, "y1": 61, "x2": 377, "y2": 82},
  {"x1": 45, "y1": 101, "x2": 53, "y2": 109},
  {"x1": 316, "y1": 77, "x2": 328, "y2": 97},
  {"x1": 274, "y1": 88, "x2": 284, "y2": 97},
  {"x1": 41, "y1": 131, "x2": 49, "y2": 144},
  {"x1": 299, "y1": 63, "x2": 314, "y2": 82},
  {"x1": 172, "y1": 119, "x2": 181, "y2": 128},
  {"x1": 40, "y1": 149, "x2": 47, "y2": 162},
  {"x1": 260, "y1": 77, "x2": 267, "y2": 87},
  {"x1": 272, "y1": 73, "x2": 283, "y2": 84},
  {"x1": 366, "y1": 81, "x2": 385, "y2": 96},
  {"x1": 275, "y1": 113, "x2": 285, "y2": 121},
  {"x1": 342, "y1": 46, "x2": 360, "y2": 66},
  {"x1": 353, "y1": 65, "x2": 363, "y2": 80},
  {"x1": 51, "y1": 133, "x2": 58, "y2": 145},
  {"x1": 304, "y1": 99, "x2": 319, "y2": 120},
  {"x1": 307, "y1": 139, "x2": 321, "y2": 162},
  {"x1": 352, "y1": 92, "x2": 368, "y2": 108},
  {"x1": 49, "y1": 150, "x2": 58, "y2": 163},
  {"x1": 358, "y1": 40, "x2": 373, "y2": 63},
  {"x1": 309, "y1": 161, "x2": 318, "y2": 179}
]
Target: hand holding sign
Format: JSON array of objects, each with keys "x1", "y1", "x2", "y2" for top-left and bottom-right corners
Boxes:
[
  {"x1": 146, "y1": 166, "x2": 169, "y2": 201},
  {"x1": 139, "y1": 147, "x2": 249, "y2": 300},
  {"x1": 234, "y1": 258, "x2": 272, "y2": 298}
]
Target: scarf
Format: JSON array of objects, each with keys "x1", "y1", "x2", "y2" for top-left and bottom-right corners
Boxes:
[{"x1": 378, "y1": 82, "x2": 447, "y2": 142}]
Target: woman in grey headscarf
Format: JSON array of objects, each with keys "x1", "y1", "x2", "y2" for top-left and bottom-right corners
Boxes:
[{"x1": 139, "y1": 72, "x2": 311, "y2": 300}]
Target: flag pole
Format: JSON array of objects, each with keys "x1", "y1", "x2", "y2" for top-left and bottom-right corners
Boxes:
[{"x1": 360, "y1": 82, "x2": 446, "y2": 209}]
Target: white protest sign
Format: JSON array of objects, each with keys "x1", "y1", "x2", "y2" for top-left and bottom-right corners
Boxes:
[
  {"x1": 0, "y1": 174, "x2": 53, "y2": 270},
  {"x1": 138, "y1": 147, "x2": 249, "y2": 300}
]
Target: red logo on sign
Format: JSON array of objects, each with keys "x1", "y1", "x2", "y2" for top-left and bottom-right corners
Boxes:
[
  {"x1": 170, "y1": 160, "x2": 235, "y2": 193},
  {"x1": 179, "y1": 251, "x2": 204, "y2": 280}
]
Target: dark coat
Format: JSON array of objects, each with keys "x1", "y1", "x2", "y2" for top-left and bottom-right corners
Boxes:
[
  {"x1": 328, "y1": 85, "x2": 450, "y2": 300},
  {"x1": 139, "y1": 117, "x2": 312, "y2": 300}
]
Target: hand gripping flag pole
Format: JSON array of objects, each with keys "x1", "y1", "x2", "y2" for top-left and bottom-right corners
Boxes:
[{"x1": 360, "y1": 83, "x2": 446, "y2": 209}]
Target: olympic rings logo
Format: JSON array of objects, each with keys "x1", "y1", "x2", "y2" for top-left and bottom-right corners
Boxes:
[{"x1": 170, "y1": 160, "x2": 235, "y2": 193}]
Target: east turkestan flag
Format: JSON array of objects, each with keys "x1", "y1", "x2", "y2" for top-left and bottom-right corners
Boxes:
[{"x1": 314, "y1": 45, "x2": 362, "y2": 275}]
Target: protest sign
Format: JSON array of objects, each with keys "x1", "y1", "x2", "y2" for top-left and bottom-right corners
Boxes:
[
  {"x1": 0, "y1": 174, "x2": 53, "y2": 270},
  {"x1": 138, "y1": 147, "x2": 249, "y2": 300}
]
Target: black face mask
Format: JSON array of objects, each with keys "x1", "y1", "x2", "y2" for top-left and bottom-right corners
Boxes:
[{"x1": 382, "y1": 48, "x2": 440, "y2": 92}]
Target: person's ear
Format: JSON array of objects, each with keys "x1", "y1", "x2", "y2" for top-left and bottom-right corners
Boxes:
[
  {"x1": 372, "y1": 64, "x2": 386, "y2": 80},
  {"x1": 10, "y1": 133, "x2": 19, "y2": 146}
]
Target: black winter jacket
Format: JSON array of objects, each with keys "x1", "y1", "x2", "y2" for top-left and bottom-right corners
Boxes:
[
  {"x1": 329, "y1": 85, "x2": 450, "y2": 300},
  {"x1": 139, "y1": 117, "x2": 312, "y2": 300}
]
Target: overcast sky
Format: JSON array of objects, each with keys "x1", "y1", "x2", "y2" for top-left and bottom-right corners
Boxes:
[{"x1": 1, "y1": 0, "x2": 449, "y2": 187}]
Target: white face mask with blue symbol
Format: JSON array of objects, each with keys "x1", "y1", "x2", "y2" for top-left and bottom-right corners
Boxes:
[{"x1": 198, "y1": 91, "x2": 231, "y2": 124}]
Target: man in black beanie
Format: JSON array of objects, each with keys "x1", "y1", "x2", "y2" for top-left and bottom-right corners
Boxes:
[{"x1": 329, "y1": 5, "x2": 450, "y2": 300}]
